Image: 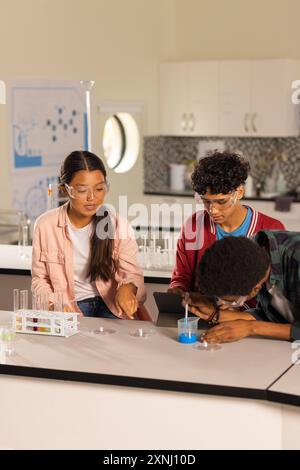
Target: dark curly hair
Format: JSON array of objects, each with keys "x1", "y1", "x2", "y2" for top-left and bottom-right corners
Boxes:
[
  {"x1": 197, "y1": 237, "x2": 270, "y2": 297},
  {"x1": 191, "y1": 151, "x2": 250, "y2": 195}
]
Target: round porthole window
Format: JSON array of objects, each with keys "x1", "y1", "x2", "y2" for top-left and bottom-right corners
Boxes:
[{"x1": 102, "y1": 112, "x2": 140, "y2": 173}]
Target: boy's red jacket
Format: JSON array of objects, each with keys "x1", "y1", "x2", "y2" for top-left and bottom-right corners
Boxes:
[{"x1": 170, "y1": 207, "x2": 285, "y2": 295}]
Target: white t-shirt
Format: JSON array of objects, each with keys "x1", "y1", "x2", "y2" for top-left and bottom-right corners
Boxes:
[{"x1": 67, "y1": 218, "x2": 99, "y2": 301}]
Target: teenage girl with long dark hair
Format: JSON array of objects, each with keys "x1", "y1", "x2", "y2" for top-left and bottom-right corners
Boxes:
[{"x1": 32, "y1": 150, "x2": 146, "y2": 319}]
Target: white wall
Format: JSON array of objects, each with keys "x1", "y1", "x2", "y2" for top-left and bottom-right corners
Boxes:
[
  {"x1": 0, "y1": 0, "x2": 176, "y2": 211},
  {"x1": 1, "y1": 0, "x2": 300, "y2": 212},
  {"x1": 173, "y1": 0, "x2": 300, "y2": 60}
]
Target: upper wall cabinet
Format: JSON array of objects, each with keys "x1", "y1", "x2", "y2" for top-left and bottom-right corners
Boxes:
[
  {"x1": 250, "y1": 60, "x2": 299, "y2": 137},
  {"x1": 219, "y1": 61, "x2": 251, "y2": 136},
  {"x1": 159, "y1": 62, "x2": 219, "y2": 136},
  {"x1": 159, "y1": 59, "x2": 300, "y2": 137}
]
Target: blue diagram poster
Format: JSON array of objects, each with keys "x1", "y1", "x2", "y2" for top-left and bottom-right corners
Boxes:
[{"x1": 7, "y1": 80, "x2": 88, "y2": 220}]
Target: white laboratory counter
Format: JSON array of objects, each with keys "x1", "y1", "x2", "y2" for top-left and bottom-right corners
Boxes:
[
  {"x1": 0, "y1": 313, "x2": 299, "y2": 449},
  {"x1": 0, "y1": 244, "x2": 171, "y2": 277},
  {"x1": 0, "y1": 244, "x2": 32, "y2": 271}
]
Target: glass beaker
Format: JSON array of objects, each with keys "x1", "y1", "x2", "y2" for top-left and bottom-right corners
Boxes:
[
  {"x1": 177, "y1": 317, "x2": 199, "y2": 344},
  {"x1": 0, "y1": 326, "x2": 16, "y2": 355}
]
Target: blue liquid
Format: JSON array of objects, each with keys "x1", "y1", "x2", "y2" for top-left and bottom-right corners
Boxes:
[{"x1": 178, "y1": 333, "x2": 197, "y2": 344}]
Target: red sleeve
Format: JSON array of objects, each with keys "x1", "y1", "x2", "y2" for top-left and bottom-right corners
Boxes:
[
  {"x1": 169, "y1": 225, "x2": 195, "y2": 292},
  {"x1": 263, "y1": 219, "x2": 286, "y2": 230},
  {"x1": 256, "y1": 211, "x2": 286, "y2": 231}
]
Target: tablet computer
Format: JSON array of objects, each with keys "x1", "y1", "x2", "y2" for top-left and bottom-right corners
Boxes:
[{"x1": 153, "y1": 291, "x2": 204, "y2": 328}]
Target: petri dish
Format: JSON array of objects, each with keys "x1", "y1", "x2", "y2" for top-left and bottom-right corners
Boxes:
[
  {"x1": 130, "y1": 328, "x2": 154, "y2": 339},
  {"x1": 193, "y1": 340, "x2": 222, "y2": 352},
  {"x1": 93, "y1": 326, "x2": 116, "y2": 336}
]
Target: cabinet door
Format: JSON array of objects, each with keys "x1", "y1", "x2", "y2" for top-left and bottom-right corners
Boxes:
[
  {"x1": 219, "y1": 61, "x2": 251, "y2": 136},
  {"x1": 187, "y1": 61, "x2": 219, "y2": 136},
  {"x1": 159, "y1": 63, "x2": 188, "y2": 135},
  {"x1": 251, "y1": 60, "x2": 286, "y2": 137}
]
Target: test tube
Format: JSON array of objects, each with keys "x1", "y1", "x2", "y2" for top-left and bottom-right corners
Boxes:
[
  {"x1": 20, "y1": 290, "x2": 28, "y2": 310},
  {"x1": 47, "y1": 183, "x2": 53, "y2": 211},
  {"x1": 19, "y1": 223, "x2": 29, "y2": 259},
  {"x1": 155, "y1": 246, "x2": 161, "y2": 269},
  {"x1": 162, "y1": 235, "x2": 169, "y2": 267},
  {"x1": 19, "y1": 290, "x2": 28, "y2": 331},
  {"x1": 22, "y1": 224, "x2": 29, "y2": 247},
  {"x1": 152, "y1": 233, "x2": 156, "y2": 254},
  {"x1": 13, "y1": 289, "x2": 19, "y2": 311},
  {"x1": 168, "y1": 234, "x2": 173, "y2": 266},
  {"x1": 13, "y1": 289, "x2": 20, "y2": 330}
]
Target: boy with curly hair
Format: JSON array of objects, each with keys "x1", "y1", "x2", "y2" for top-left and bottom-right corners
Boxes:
[{"x1": 169, "y1": 151, "x2": 285, "y2": 296}]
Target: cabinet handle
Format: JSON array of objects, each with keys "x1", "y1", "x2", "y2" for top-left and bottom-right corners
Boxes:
[
  {"x1": 181, "y1": 113, "x2": 187, "y2": 131},
  {"x1": 251, "y1": 113, "x2": 257, "y2": 132},
  {"x1": 244, "y1": 113, "x2": 249, "y2": 132},
  {"x1": 189, "y1": 113, "x2": 196, "y2": 131}
]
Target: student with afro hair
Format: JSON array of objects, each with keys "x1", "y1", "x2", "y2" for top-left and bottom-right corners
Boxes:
[
  {"x1": 169, "y1": 151, "x2": 285, "y2": 300},
  {"x1": 184, "y1": 231, "x2": 300, "y2": 343}
]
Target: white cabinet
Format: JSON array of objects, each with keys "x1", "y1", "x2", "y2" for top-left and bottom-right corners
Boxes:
[
  {"x1": 159, "y1": 62, "x2": 219, "y2": 136},
  {"x1": 220, "y1": 59, "x2": 300, "y2": 137},
  {"x1": 160, "y1": 59, "x2": 300, "y2": 137},
  {"x1": 187, "y1": 62, "x2": 219, "y2": 135},
  {"x1": 250, "y1": 59, "x2": 299, "y2": 137},
  {"x1": 159, "y1": 62, "x2": 187, "y2": 135},
  {"x1": 219, "y1": 61, "x2": 251, "y2": 136}
]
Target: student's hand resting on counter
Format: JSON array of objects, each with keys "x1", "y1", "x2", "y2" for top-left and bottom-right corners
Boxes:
[
  {"x1": 201, "y1": 320, "x2": 255, "y2": 343},
  {"x1": 116, "y1": 283, "x2": 138, "y2": 319}
]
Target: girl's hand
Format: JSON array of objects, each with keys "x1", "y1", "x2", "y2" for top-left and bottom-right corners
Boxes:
[{"x1": 116, "y1": 283, "x2": 138, "y2": 319}]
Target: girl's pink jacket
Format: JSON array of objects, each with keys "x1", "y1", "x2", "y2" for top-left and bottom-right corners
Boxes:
[{"x1": 31, "y1": 203, "x2": 146, "y2": 316}]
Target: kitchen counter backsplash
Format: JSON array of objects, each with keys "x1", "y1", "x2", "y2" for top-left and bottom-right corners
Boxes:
[{"x1": 144, "y1": 136, "x2": 300, "y2": 194}]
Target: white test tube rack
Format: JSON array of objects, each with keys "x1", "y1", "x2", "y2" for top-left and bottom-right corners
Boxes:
[{"x1": 13, "y1": 309, "x2": 79, "y2": 337}]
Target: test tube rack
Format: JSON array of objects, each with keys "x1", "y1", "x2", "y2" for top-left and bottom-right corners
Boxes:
[{"x1": 13, "y1": 309, "x2": 79, "y2": 337}]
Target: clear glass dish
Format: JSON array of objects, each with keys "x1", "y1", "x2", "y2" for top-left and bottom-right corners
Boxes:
[
  {"x1": 93, "y1": 326, "x2": 116, "y2": 336},
  {"x1": 129, "y1": 328, "x2": 155, "y2": 339},
  {"x1": 193, "y1": 340, "x2": 222, "y2": 352}
]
